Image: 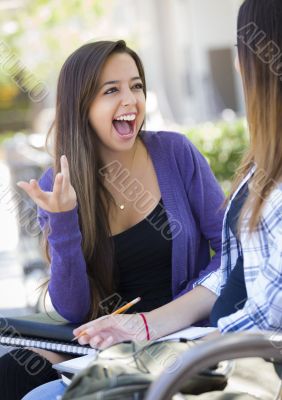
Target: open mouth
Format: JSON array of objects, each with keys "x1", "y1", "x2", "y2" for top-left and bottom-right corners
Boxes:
[{"x1": 112, "y1": 115, "x2": 136, "y2": 137}]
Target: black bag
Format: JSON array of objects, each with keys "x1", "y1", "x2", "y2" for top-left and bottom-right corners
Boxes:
[{"x1": 62, "y1": 339, "x2": 231, "y2": 400}]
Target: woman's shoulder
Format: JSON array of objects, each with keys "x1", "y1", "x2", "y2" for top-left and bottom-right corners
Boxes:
[
  {"x1": 38, "y1": 167, "x2": 54, "y2": 191},
  {"x1": 260, "y1": 184, "x2": 282, "y2": 240},
  {"x1": 265, "y1": 183, "x2": 282, "y2": 215},
  {"x1": 141, "y1": 130, "x2": 196, "y2": 155},
  {"x1": 141, "y1": 129, "x2": 189, "y2": 143}
]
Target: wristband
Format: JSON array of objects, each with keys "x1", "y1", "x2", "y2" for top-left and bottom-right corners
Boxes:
[{"x1": 140, "y1": 313, "x2": 150, "y2": 340}]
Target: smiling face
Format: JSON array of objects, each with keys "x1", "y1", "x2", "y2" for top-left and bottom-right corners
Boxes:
[{"x1": 88, "y1": 52, "x2": 146, "y2": 159}]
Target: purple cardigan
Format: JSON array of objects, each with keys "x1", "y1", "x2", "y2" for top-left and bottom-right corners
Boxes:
[{"x1": 38, "y1": 131, "x2": 225, "y2": 323}]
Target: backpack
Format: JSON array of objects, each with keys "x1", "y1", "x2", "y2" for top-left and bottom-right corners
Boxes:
[{"x1": 62, "y1": 339, "x2": 230, "y2": 400}]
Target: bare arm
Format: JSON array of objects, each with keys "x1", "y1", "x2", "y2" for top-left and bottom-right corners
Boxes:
[
  {"x1": 146, "y1": 285, "x2": 218, "y2": 339},
  {"x1": 73, "y1": 285, "x2": 218, "y2": 348}
]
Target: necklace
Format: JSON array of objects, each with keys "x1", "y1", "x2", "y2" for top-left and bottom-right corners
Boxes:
[
  {"x1": 113, "y1": 140, "x2": 139, "y2": 211},
  {"x1": 115, "y1": 144, "x2": 149, "y2": 211}
]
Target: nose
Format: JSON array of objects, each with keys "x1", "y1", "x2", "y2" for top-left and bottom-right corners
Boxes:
[{"x1": 121, "y1": 87, "x2": 137, "y2": 107}]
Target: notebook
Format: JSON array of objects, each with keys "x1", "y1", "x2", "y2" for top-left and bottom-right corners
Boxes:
[
  {"x1": 53, "y1": 326, "x2": 216, "y2": 374},
  {"x1": 0, "y1": 311, "x2": 95, "y2": 356}
]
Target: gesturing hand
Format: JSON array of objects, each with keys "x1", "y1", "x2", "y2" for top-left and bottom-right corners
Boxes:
[{"x1": 17, "y1": 155, "x2": 77, "y2": 213}]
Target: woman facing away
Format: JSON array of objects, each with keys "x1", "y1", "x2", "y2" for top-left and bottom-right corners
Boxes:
[{"x1": 0, "y1": 40, "x2": 224, "y2": 399}]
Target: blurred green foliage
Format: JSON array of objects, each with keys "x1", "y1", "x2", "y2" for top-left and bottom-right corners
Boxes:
[
  {"x1": 0, "y1": 119, "x2": 249, "y2": 191},
  {"x1": 0, "y1": 0, "x2": 110, "y2": 131},
  {"x1": 0, "y1": 0, "x2": 108, "y2": 85},
  {"x1": 0, "y1": 131, "x2": 19, "y2": 145},
  {"x1": 183, "y1": 119, "x2": 249, "y2": 192}
]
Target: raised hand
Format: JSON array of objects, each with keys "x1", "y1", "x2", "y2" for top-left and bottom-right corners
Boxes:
[
  {"x1": 73, "y1": 314, "x2": 147, "y2": 349},
  {"x1": 17, "y1": 155, "x2": 77, "y2": 213}
]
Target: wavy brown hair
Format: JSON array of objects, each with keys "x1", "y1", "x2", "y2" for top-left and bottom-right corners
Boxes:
[
  {"x1": 228, "y1": 0, "x2": 282, "y2": 231},
  {"x1": 44, "y1": 40, "x2": 146, "y2": 321}
]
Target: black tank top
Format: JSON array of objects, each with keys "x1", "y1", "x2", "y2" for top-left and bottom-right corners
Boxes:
[
  {"x1": 210, "y1": 183, "x2": 249, "y2": 326},
  {"x1": 112, "y1": 199, "x2": 172, "y2": 313}
]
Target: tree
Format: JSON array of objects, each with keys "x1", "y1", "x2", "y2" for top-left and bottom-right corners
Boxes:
[
  {"x1": 0, "y1": 0, "x2": 109, "y2": 88},
  {"x1": 0, "y1": 0, "x2": 110, "y2": 130}
]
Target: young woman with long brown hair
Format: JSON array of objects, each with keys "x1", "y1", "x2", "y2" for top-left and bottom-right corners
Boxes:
[
  {"x1": 18, "y1": 1, "x2": 282, "y2": 398},
  {"x1": 72, "y1": 0, "x2": 282, "y2": 346},
  {"x1": 0, "y1": 40, "x2": 224, "y2": 399}
]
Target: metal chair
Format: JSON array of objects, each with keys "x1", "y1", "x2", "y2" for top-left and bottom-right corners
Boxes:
[{"x1": 145, "y1": 332, "x2": 282, "y2": 400}]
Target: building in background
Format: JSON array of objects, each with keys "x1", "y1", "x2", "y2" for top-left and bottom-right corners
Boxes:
[
  {"x1": 122, "y1": 0, "x2": 244, "y2": 125},
  {"x1": 0, "y1": 0, "x2": 244, "y2": 129}
]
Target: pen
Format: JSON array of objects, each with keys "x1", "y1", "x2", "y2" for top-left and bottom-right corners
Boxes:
[{"x1": 72, "y1": 296, "x2": 141, "y2": 341}]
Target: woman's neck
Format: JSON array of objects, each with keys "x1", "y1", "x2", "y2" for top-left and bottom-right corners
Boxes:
[{"x1": 100, "y1": 139, "x2": 139, "y2": 171}]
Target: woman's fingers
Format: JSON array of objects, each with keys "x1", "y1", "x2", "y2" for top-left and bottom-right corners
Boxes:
[
  {"x1": 73, "y1": 315, "x2": 110, "y2": 336},
  {"x1": 17, "y1": 155, "x2": 77, "y2": 213},
  {"x1": 96, "y1": 335, "x2": 114, "y2": 350},
  {"x1": 52, "y1": 172, "x2": 63, "y2": 197},
  {"x1": 60, "y1": 155, "x2": 70, "y2": 184},
  {"x1": 60, "y1": 155, "x2": 73, "y2": 195},
  {"x1": 78, "y1": 334, "x2": 113, "y2": 349},
  {"x1": 73, "y1": 315, "x2": 140, "y2": 348},
  {"x1": 89, "y1": 335, "x2": 103, "y2": 348},
  {"x1": 17, "y1": 176, "x2": 64, "y2": 212},
  {"x1": 17, "y1": 180, "x2": 47, "y2": 203},
  {"x1": 74, "y1": 317, "x2": 132, "y2": 349},
  {"x1": 101, "y1": 335, "x2": 114, "y2": 349},
  {"x1": 59, "y1": 155, "x2": 77, "y2": 207},
  {"x1": 77, "y1": 333, "x2": 107, "y2": 349},
  {"x1": 73, "y1": 315, "x2": 139, "y2": 339},
  {"x1": 16, "y1": 180, "x2": 32, "y2": 193},
  {"x1": 87, "y1": 334, "x2": 114, "y2": 349},
  {"x1": 78, "y1": 333, "x2": 91, "y2": 346}
]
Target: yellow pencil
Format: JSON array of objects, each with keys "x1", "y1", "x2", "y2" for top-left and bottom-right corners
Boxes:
[{"x1": 72, "y1": 296, "x2": 141, "y2": 341}]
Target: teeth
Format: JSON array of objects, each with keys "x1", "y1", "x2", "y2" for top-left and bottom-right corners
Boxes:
[{"x1": 115, "y1": 114, "x2": 136, "y2": 121}]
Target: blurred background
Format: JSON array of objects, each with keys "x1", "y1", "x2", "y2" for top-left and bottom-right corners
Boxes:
[{"x1": 0, "y1": 0, "x2": 248, "y2": 318}]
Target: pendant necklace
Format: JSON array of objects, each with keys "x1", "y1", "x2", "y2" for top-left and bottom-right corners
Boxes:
[
  {"x1": 114, "y1": 140, "x2": 139, "y2": 211},
  {"x1": 113, "y1": 142, "x2": 148, "y2": 211}
]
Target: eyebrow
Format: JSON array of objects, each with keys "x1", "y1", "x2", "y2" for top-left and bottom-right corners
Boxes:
[{"x1": 100, "y1": 77, "x2": 142, "y2": 89}]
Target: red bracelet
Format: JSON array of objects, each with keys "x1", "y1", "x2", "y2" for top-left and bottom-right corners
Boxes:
[{"x1": 140, "y1": 313, "x2": 150, "y2": 340}]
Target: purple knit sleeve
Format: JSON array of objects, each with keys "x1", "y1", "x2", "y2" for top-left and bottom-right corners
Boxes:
[
  {"x1": 37, "y1": 168, "x2": 91, "y2": 323},
  {"x1": 182, "y1": 137, "x2": 225, "y2": 291}
]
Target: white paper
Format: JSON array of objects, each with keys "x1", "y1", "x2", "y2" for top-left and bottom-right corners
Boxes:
[
  {"x1": 53, "y1": 350, "x2": 97, "y2": 374},
  {"x1": 157, "y1": 326, "x2": 216, "y2": 341},
  {"x1": 53, "y1": 326, "x2": 216, "y2": 375}
]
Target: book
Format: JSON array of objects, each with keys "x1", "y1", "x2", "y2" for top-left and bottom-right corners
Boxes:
[
  {"x1": 0, "y1": 311, "x2": 96, "y2": 356},
  {"x1": 54, "y1": 353, "x2": 99, "y2": 374},
  {"x1": 53, "y1": 325, "x2": 216, "y2": 375},
  {"x1": 60, "y1": 372, "x2": 74, "y2": 386}
]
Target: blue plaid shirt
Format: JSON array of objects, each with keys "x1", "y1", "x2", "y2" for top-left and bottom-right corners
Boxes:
[{"x1": 196, "y1": 167, "x2": 282, "y2": 333}]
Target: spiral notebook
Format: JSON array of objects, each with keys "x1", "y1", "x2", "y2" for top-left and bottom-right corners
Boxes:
[{"x1": 0, "y1": 311, "x2": 95, "y2": 356}]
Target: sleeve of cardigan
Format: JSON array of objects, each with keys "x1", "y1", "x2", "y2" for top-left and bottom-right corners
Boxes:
[
  {"x1": 182, "y1": 136, "x2": 225, "y2": 291},
  {"x1": 37, "y1": 168, "x2": 91, "y2": 323}
]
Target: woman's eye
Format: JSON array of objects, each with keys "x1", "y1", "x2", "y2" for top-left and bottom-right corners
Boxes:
[
  {"x1": 133, "y1": 83, "x2": 143, "y2": 90},
  {"x1": 104, "y1": 87, "x2": 118, "y2": 95}
]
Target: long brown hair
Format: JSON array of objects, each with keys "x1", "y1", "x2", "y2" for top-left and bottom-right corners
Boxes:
[
  {"x1": 229, "y1": 0, "x2": 282, "y2": 231},
  {"x1": 45, "y1": 40, "x2": 146, "y2": 321}
]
